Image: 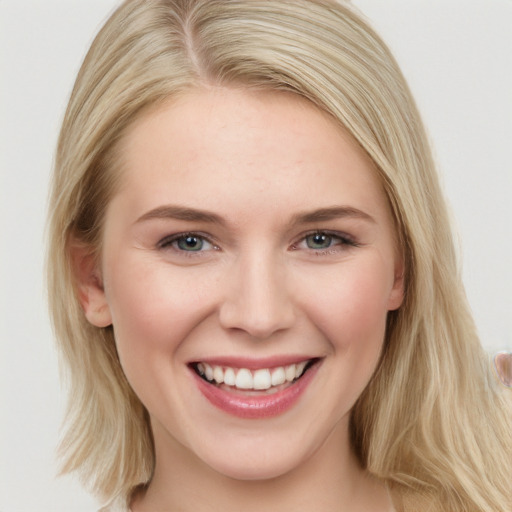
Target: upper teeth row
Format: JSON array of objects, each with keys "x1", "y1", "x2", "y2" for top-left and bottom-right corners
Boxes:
[{"x1": 197, "y1": 362, "x2": 309, "y2": 390}]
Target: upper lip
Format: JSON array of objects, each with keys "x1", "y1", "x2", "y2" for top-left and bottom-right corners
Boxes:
[{"x1": 189, "y1": 355, "x2": 319, "y2": 370}]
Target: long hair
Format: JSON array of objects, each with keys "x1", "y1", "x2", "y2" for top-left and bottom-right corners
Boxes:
[{"x1": 47, "y1": 1, "x2": 512, "y2": 509}]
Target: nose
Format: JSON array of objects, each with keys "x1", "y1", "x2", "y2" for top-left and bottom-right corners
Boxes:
[{"x1": 218, "y1": 250, "x2": 295, "y2": 339}]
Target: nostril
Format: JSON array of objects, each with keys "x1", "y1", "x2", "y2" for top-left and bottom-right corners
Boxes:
[{"x1": 218, "y1": 297, "x2": 295, "y2": 339}]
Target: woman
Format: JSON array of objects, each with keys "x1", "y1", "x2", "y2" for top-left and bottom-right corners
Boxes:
[{"x1": 46, "y1": 0, "x2": 512, "y2": 510}]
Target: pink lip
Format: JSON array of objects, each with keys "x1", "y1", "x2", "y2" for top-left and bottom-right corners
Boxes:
[{"x1": 191, "y1": 360, "x2": 320, "y2": 419}]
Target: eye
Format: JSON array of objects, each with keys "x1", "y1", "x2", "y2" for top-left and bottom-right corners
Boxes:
[
  {"x1": 176, "y1": 234, "x2": 206, "y2": 252},
  {"x1": 305, "y1": 233, "x2": 337, "y2": 250},
  {"x1": 292, "y1": 231, "x2": 358, "y2": 253},
  {"x1": 159, "y1": 233, "x2": 217, "y2": 253}
]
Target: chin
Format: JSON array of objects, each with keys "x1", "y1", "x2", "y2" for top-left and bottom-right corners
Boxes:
[
  {"x1": 207, "y1": 453, "x2": 303, "y2": 482},
  {"x1": 191, "y1": 430, "x2": 314, "y2": 482}
]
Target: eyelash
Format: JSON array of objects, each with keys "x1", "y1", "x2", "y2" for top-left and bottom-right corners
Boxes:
[
  {"x1": 157, "y1": 232, "x2": 219, "y2": 255},
  {"x1": 291, "y1": 230, "x2": 359, "y2": 255},
  {"x1": 157, "y1": 230, "x2": 359, "y2": 256}
]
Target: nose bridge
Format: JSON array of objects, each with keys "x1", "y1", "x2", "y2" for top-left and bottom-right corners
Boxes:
[{"x1": 219, "y1": 246, "x2": 294, "y2": 339}]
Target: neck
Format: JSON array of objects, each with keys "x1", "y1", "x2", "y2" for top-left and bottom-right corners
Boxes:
[{"x1": 132, "y1": 418, "x2": 391, "y2": 512}]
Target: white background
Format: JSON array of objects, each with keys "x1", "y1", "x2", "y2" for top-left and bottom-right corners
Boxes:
[{"x1": 1, "y1": 1, "x2": 510, "y2": 510}]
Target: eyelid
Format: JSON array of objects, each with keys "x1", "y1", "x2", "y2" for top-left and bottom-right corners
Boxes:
[
  {"x1": 157, "y1": 231, "x2": 220, "y2": 251},
  {"x1": 290, "y1": 229, "x2": 359, "y2": 251},
  {"x1": 156, "y1": 229, "x2": 358, "y2": 253}
]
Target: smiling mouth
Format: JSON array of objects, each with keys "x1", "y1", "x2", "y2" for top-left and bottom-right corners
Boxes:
[{"x1": 191, "y1": 359, "x2": 318, "y2": 395}]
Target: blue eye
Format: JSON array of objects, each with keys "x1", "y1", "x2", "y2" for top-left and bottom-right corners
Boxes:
[
  {"x1": 293, "y1": 231, "x2": 357, "y2": 253},
  {"x1": 305, "y1": 233, "x2": 335, "y2": 249},
  {"x1": 159, "y1": 233, "x2": 216, "y2": 253},
  {"x1": 176, "y1": 235, "x2": 205, "y2": 252}
]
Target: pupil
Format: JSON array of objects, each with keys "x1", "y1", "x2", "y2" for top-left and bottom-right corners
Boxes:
[
  {"x1": 309, "y1": 233, "x2": 331, "y2": 249},
  {"x1": 179, "y1": 236, "x2": 202, "y2": 251}
]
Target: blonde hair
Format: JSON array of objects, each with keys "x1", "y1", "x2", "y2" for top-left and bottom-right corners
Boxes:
[{"x1": 47, "y1": 1, "x2": 512, "y2": 510}]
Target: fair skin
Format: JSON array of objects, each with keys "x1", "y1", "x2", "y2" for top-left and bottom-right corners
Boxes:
[{"x1": 78, "y1": 88, "x2": 403, "y2": 511}]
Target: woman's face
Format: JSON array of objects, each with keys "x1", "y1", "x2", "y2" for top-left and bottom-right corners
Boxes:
[{"x1": 82, "y1": 88, "x2": 404, "y2": 480}]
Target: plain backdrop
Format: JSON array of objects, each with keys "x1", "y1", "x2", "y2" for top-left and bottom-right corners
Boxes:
[{"x1": 1, "y1": 1, "x2": 511, "y2": 510}]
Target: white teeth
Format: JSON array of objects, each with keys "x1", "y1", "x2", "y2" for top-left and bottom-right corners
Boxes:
[
  {"x1": 285, "y1": 364, "x2": 296, "y2": 382},
  {"x1": 295, "y1": 361, "x2": 307, "y2": 378},
  {"x1": 204, "y1": 364, "x2": 214, "y2": 381},
  {"x1": 213, "y1": 366, "x2": 224, "y2": 384},
  {"x1": 271, "y1": 366, "x2": 286, "y2": 386},
  {"x1": 235, "y1": 368, "x2": 253, "y2": 389},
  {"x1": 197, "y1": 361, "x2": 311, "y2": 391},
  {"x1": 253, "y1": 369, "x2": 271, "y2": 390},
  {"x1": 224, "y1": 367, "x2": 236, "y2": 386}
]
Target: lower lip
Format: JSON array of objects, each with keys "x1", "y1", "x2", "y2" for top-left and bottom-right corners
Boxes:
[{"x1": 192, "y1": 363, "x2": 319, "y2": 419}]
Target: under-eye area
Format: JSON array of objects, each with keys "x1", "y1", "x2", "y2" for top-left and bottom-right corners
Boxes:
[{"x1": 191, "y1": 359, "x2": 320, "y2": 395}]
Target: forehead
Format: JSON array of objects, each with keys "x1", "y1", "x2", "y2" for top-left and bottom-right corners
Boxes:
[{"x1": 111, "y1": 87, "x2": 389, "y2": 226}]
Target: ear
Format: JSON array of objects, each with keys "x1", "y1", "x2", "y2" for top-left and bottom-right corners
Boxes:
[
  {"x1": 387, "y1": 259, "x2": 405, "y2": 311},
  {"x1": 69, "y1": 241, "x2": 112, "y2": 328}
]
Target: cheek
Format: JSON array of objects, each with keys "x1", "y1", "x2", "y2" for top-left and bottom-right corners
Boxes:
[
  {"x1": 300, "y1": 262, "x2": 393, "y2": 413},
  {"x1": 103, "y1": 256, "x2": 218, "y2": 368},
  {"x1": 299, "y1": 259, "x2": 393, "y2": 352}
]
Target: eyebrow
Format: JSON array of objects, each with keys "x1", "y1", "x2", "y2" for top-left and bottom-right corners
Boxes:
[
  {"x1": 290, "y1": 206, "x2": 376, "y2": 225},
  {"x1": 135, "y1": 204, "x2": 375, "y2": 226},
  {"x1": 135, "y1": 205, "x2": 225, "y2": 225}
]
